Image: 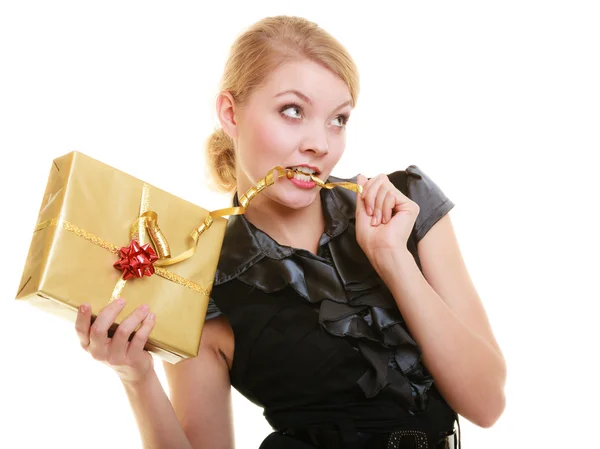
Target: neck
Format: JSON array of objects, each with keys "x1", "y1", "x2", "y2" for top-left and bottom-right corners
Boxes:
[{"x1": 237, "y1": 188, "x2": 326, "y2": 254}]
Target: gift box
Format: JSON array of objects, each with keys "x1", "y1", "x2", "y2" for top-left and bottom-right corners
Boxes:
[{"x1": 15, "y1": 151, "x2": 228, "y2": 364}]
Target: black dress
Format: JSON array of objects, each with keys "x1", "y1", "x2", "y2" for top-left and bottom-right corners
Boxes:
[{"x1": 206, "y1": 165, "x2": 460, "y2": 448}]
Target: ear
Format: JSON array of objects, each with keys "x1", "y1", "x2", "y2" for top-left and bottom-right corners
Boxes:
[{"x1": 216, "y1": 91, "x2": 239, "y2": 139}]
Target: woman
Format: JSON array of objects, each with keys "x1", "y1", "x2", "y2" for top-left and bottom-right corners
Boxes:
[{"x1": 74, "y1": 15, "x2": 506, "y2": 448}]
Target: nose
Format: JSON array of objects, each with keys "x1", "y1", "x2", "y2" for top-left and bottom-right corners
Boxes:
[{"x1": 300, "y1": 126, "x2": 329, "y2": 156}]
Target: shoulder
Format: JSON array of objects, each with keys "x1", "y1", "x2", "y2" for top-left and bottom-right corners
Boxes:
[
  {"x1": 385, "y1": 164, "x2": 446, "y2": 196},
  {"x1": 391, "y1": 165, "x2": 456, "y2": 243},
  {"x1": 205, "y1": 277, "x2": 255, "y2": 322}
]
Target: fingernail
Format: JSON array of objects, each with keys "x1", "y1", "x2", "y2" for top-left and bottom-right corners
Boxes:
[
  {"x1": 116, "y1": 298, "x2": 125, "y2": 305},
  {"x1": 149, "y1": 312, "x2": 155, "y2": 320},
  {"x1": 79, "y1": 304, "x2": 87, "y2": 313},
  {"x1": 371, "y1": 215, "x2": 377, "y2": 225},
  {"x1": 367, "y1": 206, "x2": 372, "y2": 216},
  {"x1": 138, "y1": 304, "x2": 148, "y2": 311}
]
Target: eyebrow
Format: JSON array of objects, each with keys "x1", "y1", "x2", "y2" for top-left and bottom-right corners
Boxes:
[{"x1": 274, "y1": 89, "x2": 352, "y2": 112}]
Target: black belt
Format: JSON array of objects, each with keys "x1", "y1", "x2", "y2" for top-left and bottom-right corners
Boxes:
[{"x1": 282, "y1": 426, "x2": 459, "y2": 449}]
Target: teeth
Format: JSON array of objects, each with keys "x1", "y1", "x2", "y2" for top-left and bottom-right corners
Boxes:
[
  {"x1": 290, "y1": 166, "x2": 317, "y2": 175},
  {"x1": 294, "y1": 173, "x2": 313, "y2": 182}
]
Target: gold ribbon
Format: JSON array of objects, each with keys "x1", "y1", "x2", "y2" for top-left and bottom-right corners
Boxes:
[
  {"x1": 34, "y1": 166, "x2": 363, "y2": 302},
  {"x1": 153, "y1": 166, "x2": 363, "y2": 267}
]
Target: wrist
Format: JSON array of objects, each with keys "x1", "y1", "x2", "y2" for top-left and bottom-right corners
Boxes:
[
  {"x1": 119, "y1": 367, "x2": 158, "y2": 391},
  {"x1": 372, "y1": 248, "x2": 415, "y2": 281}
]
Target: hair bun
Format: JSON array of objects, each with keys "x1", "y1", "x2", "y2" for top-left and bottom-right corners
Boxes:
[{"x1": 205, "y1": 128, "x2": 236, "y2": 193}]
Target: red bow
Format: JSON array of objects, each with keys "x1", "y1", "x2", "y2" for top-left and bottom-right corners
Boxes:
[{"x1": 113, "y1": 239, "x2": 159, "y2": 280}]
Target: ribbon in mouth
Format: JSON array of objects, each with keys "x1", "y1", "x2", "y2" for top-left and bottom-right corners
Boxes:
[{"x1": 285, "y1": 168, "x2": 362, "y2": 194}]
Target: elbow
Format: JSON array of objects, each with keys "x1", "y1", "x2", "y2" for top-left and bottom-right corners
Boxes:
[
  {"x1": 477, "y1": 352, "x2": 507, "y2": 428},
  {"x1": 473, "y1": 388, "x2": 506, "y2": 428}
]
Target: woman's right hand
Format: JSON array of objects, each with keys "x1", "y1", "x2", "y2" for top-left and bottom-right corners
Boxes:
[{"x1": 75, "y1": 298, "x2": 156, "y2": 385}]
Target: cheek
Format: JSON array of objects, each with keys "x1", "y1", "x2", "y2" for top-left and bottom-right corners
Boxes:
[
  {"x1": 237, "y1": 115, "x2": 294, "y2": 178},
  {"x1": 255, "y1": 118, "x2": 294, "y2": 149},
  {"x1": 247, "y1": 116, "x2": 297, "y2": 162}
]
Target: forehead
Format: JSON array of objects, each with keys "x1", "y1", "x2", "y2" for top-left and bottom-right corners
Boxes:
[{"x1": 256, "y1": 59, "x2": 351, "y2": 106}]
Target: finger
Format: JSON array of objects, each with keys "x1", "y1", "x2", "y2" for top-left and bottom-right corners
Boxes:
[
  {"x1": 356, "y1": 174, "x2": 368, "y2": 190},
  {"x1": 363, "y1": 175, "x2": 386, "y2": 216},
  {"x1": 368, "y1": 182, "x2": 388, "y2": 225},
  {"x1": 355, "y1": 185, "x2": 366, "y2": 214},
  {"x1": 88, "y1": 298, "x2": 127, "y2": 357},
  {"x1": 109, "y1": 304, "x2": 151, "y2": 363},
  {"x1": 373, "y1": 184, "x2": 391, "y2": 226},
  {"x1": 355, "y1": 175, "x2": 370, "y2": 221},
  {"x1": 355, "y1": 175, "x2": 368, "y2": 211},
  {"x1": 357, "y1": 174, "x2": 368, "y2": 204},
  {"x1": 75, "y1": 303, "x2": 92, "y2": 350},
  {"x1": 381, "y1": 191, "x2": 397, "y2": 224},
  {"x1": 128, "y1": 312, "x2": 156, "y2": 355},
  {"x1": 354, "y1": 178, "x2": 373, "y2": 232}
]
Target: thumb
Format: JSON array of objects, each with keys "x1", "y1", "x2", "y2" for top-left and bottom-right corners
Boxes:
[
  {"x1": 356, "y1": 173, "x2": 367, "y2": 187},
  {"x1": 355, "y1": 174, "x2": 368, "y2": 218},
  {"x1": 356, "y1": 174, "x2": 368, "y2": 200}
]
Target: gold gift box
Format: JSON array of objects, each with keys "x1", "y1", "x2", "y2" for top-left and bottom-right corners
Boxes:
[{"x1": 15, "y1": 151, "x2": 228, "y2": 364}]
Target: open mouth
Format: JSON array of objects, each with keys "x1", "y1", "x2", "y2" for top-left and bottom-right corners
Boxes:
[
  {"x1": 285, "y1": 166, "x2": 320, "y2": 177},
  {"x1": 289, "y1": 171, "x2": 315, "y2": 182},
  {"x1": 287, "y1": 168, "x2": 320, "y2": 174}
]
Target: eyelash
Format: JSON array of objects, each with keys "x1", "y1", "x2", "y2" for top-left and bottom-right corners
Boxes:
[{"x1": 280, "y1": 103, "x2": 350, "y2": 127}]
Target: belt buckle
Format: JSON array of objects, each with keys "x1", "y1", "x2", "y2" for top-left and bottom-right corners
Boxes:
[{"x1": 386, "y1": 430, "x2": 428, "y2": 449}]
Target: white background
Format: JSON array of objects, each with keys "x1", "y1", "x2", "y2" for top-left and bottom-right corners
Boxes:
[{"x1": 1, "y1": 1, "x2": 598, "y2": 448}]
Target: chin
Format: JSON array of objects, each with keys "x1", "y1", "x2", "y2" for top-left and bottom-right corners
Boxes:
[{"x1": 272, "y1": 185, "x2": 319, "y2": 210}]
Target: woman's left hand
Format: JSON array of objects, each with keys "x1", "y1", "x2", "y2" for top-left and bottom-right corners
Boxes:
[{"x1": 355, "y1": 174, "x2": 420, "y2": 263}]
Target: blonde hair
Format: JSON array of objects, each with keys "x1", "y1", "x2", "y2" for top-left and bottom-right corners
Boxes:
[{"x1": 205, "y1": 15, "x2": 360, "y2": 193}]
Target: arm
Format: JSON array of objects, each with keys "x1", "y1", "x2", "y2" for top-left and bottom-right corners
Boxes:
[
  {"x1": 121, "y1": 370, "x2": 193, "y2": 449},
  {"x1": 417, "y1": 213, "x2": 505, "y2": 359},
  {"x1": 162, "y1": 315, "x2": 236, "y2": 449},
  {"x1": 371, "y1": 215, "x2": 507, "y2": 428},
  {"x1": 121, "y1": 316, "x2": 234, "y2": 449}
]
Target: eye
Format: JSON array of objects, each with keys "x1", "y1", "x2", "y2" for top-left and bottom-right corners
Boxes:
[
  {"x1": 280, "y1": 103, "x2": 303, "y2": 120},
  {"x1": 332, "y1": 114, "x2": 350, "y2": 128},
  {"x1": 280, "y1": 103, "x2": 350, "y2": 129}
]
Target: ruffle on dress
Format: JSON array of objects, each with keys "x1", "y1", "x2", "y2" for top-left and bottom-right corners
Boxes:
[{"x1": 208, "y1": 166, "x2": 455, "y2": 414}]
